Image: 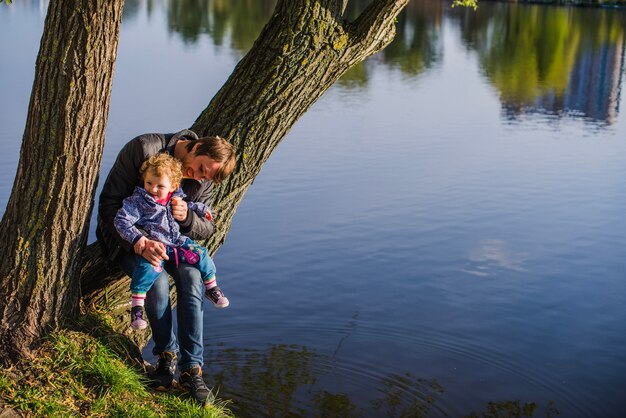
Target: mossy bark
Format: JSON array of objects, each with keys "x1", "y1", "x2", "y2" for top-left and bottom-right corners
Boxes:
[
  {"x1": 0, "y1": 0, "x2": 124, "y2": 359},
  {"x1": 193, "y1": 0, "x2": 408, "y2": 251},
  {"x1": 80, "y1": 0, "x2": 408, "y2": 344}
]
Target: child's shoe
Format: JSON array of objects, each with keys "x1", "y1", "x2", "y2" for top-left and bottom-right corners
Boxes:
[
  {"x1": 131, "y1": 305, "x2": 148, "y2": 329},
  {"x1": 205, "y1": 286, "x2": 229, "y2": 308}
]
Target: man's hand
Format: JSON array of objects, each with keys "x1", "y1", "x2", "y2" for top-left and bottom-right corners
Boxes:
[
  {"x1": 171, "y1": 197, "x2": 188, "y2": 222},
  {"x1": 141, "y1": 239, "x2": 169, "y2": 267}
]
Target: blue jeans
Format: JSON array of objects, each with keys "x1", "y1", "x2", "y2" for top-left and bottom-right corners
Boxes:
[
  {"x1": 120, "y1": 241, "x2": 210, "y2": 371},
  {"x1": 130, "y1": 238, "x2": 216, "y2": 294}
]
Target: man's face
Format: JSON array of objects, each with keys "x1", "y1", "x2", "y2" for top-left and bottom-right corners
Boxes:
[{"x1": 181, "y1": 152, "x2": 222, "y2": 181}]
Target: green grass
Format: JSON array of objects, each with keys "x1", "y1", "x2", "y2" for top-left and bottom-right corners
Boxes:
[{"x1": 0, "y1": 317, "x2": 233, "y2": 418}]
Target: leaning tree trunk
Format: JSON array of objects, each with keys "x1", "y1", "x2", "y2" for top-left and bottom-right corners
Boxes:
[
  {"x1": 0, "y1": 0, "x2": 124, "y2": 359},
  {"x1": 81, "y1": 0, "x2": 408, "y2": 336}
]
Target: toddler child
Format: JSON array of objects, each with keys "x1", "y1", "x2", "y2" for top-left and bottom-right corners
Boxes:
[{"x1": 114, "y1": 153, "x2": 229, "y2": 330}]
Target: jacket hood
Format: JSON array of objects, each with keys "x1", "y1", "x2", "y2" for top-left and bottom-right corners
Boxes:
[{"x1": 167, "y1": 129, "x2": 199, "y2": 149}]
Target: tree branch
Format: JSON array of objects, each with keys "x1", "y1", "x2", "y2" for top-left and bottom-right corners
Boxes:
[
  {"x1": 348, "y1": 0, "x2": 409, "y2": 60},
  {"x1": 275, "y1": 0, "x2": 349, "y2": 19}
]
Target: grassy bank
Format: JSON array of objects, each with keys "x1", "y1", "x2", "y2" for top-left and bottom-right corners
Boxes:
[{"x1": 0, "y1": 315, "x2": 233, "y2": 417}]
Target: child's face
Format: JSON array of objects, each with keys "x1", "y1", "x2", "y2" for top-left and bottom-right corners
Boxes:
[{"x1": 143, "y1": 171, "x2": 175, "y2": 201}]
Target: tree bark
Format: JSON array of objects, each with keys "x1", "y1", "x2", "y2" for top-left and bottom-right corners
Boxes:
[
  {"x1": 193, "y1": 0, "x2": 408, "y2": 249},
  {"x1": 0, "y1": 0, "x2": 124, "y2": 359},
  {"x1": 80, "y1": 0, "x2": 408, "y2": 337}
]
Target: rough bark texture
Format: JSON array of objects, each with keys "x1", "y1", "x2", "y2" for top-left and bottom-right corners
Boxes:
[
  {"x1": 0, "y1": 0, "x2": 124, "y2": 359},
  {"x1": 193, "y1": 0, "x2": 408, "y2": 251},
  {"x1": 80, "y1": 0, "x2": 408, "y2": 341}
]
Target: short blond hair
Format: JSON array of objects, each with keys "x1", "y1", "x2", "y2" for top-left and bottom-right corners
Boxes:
[{"x1": 140, "y1": 153, "x2": 183, "y2": 187}]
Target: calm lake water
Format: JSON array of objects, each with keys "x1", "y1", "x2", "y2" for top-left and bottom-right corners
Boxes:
[{"x1": 2, "y1": 0, "x2": 626, "y2": 416}]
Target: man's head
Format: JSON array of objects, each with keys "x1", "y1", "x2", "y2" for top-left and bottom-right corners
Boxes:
[{"x1": 181, "y1": 136, "x2": 236, "y2": 183}]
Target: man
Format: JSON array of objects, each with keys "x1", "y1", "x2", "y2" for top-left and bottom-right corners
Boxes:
[{"x1": 97, "y1": 129, "x2": 236, "y2": 404}]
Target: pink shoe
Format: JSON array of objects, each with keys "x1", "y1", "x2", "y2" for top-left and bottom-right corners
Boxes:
[
  {"x1": 131, "y1": 305, "x2": 148, "y2": 329},
  {"x1": 205, "y1": 286, "x2": 229, "y2": 308}
]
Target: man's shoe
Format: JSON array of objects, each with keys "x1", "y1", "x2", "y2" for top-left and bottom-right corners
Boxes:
[
  {"x1": 130, "y1": 305, "x2": 148, "y2": 330},
  {"x1": 180, "y1": 366, "x2": 215, "y2": 405},
  {"x1": 152, "y1": 351, "x2": 176, "y2": 390},
  {"x1": 205, "y1": 286, "x2": 229, "y2": 308}
]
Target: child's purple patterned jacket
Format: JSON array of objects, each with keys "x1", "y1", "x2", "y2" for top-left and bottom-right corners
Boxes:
[{"x1": 114, "y1": 186, "x2": 210, "y2": 247}]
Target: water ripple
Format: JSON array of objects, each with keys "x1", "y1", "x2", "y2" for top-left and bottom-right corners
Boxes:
[{"x1": 204, "y1": 320, "x2": 591, "y2": 416}]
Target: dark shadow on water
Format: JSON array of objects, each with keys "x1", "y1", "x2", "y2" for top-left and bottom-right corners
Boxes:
[
  {"x1": 466, "y1": 400, "x2": 560, "y2": 418},
  {"x1": 202, "y1": 342, "x2": 560, "y2": 417}
]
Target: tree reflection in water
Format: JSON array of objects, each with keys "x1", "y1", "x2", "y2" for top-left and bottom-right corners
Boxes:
[
  {"x1": 124, "y1": 0, "x2": 626, "y2": 125},
  {"x1": 449, "y1": 2, "x2": 626, "y2": 124},
  {"x1": 467, "y1": 399, "x2": 560, "y2": 418},
  {"x1": 370, "y1": 372, "x2": 445, "y2": 417},
  {"x1": 121, "y1": 0, "x2": 626, "y2": 125},
  {"x1": 209, "y1": 344, "x2": 317, "y2": 416},
  {"x1": 203, "y1": 342, "x2": 559, "y2": 417},
  {"x1": 204, "y1": 343, "x2": 445, "y2": 417}
]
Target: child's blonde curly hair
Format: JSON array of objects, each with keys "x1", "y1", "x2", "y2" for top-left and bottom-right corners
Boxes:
[{"x1": 140, "y1": 153, "x2": 183, "y2": 187}]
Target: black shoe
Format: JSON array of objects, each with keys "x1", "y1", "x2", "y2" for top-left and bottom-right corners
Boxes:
[
  {"x1": 180, "y1": 366, "x2": 215, "y2": 405},
  {"x1": 152, "y1": 351, "x2": 177, "y2": 390}
]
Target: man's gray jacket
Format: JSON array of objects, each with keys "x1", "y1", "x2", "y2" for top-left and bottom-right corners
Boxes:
[{"x1": 97, "y1": 130, "x2": 215, "y2": 264}]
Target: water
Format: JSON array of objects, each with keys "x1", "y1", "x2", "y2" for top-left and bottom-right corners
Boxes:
[{"x1": 2, "y1": 0, "x2": 626, "y2": 416}]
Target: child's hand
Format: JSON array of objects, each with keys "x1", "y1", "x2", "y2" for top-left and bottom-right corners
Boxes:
[
  {"x1": 171, "y1": 197, "x2": 188, "y2": 221},
  {"x1": 134, "y1": 236, "x2": 147, "y2": 255}
]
